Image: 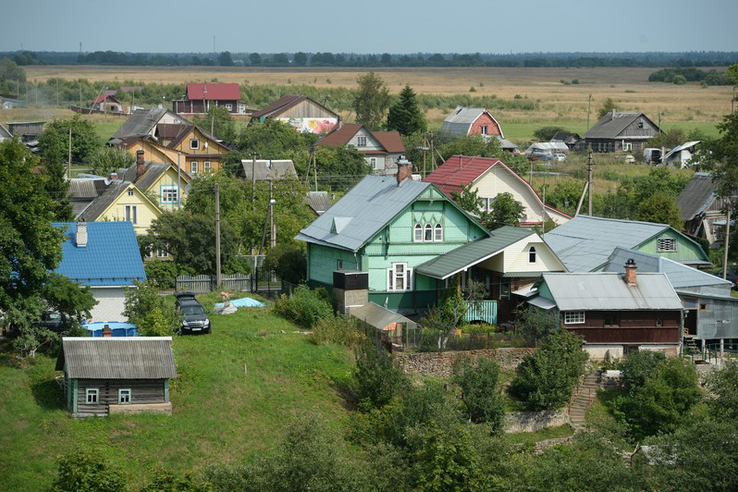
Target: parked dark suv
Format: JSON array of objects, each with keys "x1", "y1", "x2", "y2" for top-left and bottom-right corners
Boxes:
[
  {"x1": 174, "y1": 292, "x2": 211, "y2": 334},
  {"x1": 32, "y1": 311, "x2": 64, "y2": 333}
]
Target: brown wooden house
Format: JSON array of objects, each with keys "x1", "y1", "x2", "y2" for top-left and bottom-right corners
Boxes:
[
  {"x1": 581, "y1": 111, "x2": 661, "y2": 153},
  {"x1": 173, "y1": 83, "x2": 249, "y2": 116},
  {"x1": 56, "y1": 336, "x2": 177, "y2": 417},
  {"x1": 523, "y1": 261, "x2": 684, "y2": 360}
]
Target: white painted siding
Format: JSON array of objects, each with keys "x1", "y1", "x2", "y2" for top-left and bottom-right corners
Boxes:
[
  {"x1": 89, "y1": 287, "x2": 128, "y2": 322},
  {"x1": 505, "y1": 238, "x2": 567, "y2": 273},
  {"x1": 348, "y1": 129, "x2": 384, "y2": 151}
]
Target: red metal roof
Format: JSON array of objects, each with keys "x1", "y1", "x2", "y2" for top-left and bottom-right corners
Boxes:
[
  {"x1": 316, "y1": 125, "x2": 405, "y2": 154},
  {"x1": 316, "y1": 124, "x2": 361, "y2": 148},
  {"x1": 93, "y1": 90, "x2": 118, "y2": 104},
  {"x1": 373, "y1": 131, "x2": 405, "y2": 153},
  {"x1": 186, "y1": 83, "x2": 241, "y2": 101}
]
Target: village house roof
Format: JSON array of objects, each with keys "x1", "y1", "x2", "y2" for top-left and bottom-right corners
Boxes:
[
  {"x1": 251, "y1": 95, "x2": 308, "y2": 118},
  {"x1": 415, "y1": 226, "x2": 535, "y2": 280},
  {"x1": 373, "y1": 131, "x2": 405, "y2": 153},
  {"x1": 76, "y1": 180, "x2": 136, "y2": 223},
  {"x1": 537, "y1": 272, "x2": 683, "y2": 311},
  {"x1": 113, "y1": 108, "x2": 174, "y2": 140},
  {"x1": 583, "y1": 111, "x2": 660, "y2": 140},
  {"x1": 603, "y1": 247, "x2": 731, "y2": 291},
  {"x1": 56, "y1": 337, "x2": 176, "y2": 379},
  {"x1": 52, "y1": 222, "x2": 146, "y2": 286},
  {"x1": 118, "y1": 161, "x2": 190, "y2": 192},
  {"x1": 551, "y1": 131, "x2": 580, "y2": 142},
  {"x1": 441, "y1": 106, "x2": 504, "y2": 138},
  {"x1": 69, "y1": 178, "x2": 110, "y2": 218},
  {"x1": 316, "y1": 124, "x2": 405, "y2": 154},
  {"x1": 296, "y1": 175, "x2": 434, "y2": 252},
  {"x1": 238, "y1": 159, "x2": 297, "y2": 181},
  {"x1": 304, "y1": 191, "x2": 333, "y2": 215},
  {"x1": 664, "y1": 141, "x2": 701, "y2": 162},
  {"x1": 676, "y1": 172, "x2": 717, "y2": 221},
  {"x1": 544, "y1": 215, "x2": 708, "y2": 272},
  {"x1": 186, "y1": 83, "x2": 241, "y2": 101}
]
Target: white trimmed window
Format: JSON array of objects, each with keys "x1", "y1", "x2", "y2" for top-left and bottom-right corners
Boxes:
[
  {"x1": 424, "y1": 224, "x2": 433, "y2": 242},
  {"x1": 480, "y1": 125, "x2": 488, "y2": 135},
  {"x1": 156, "y1": 248, "x2": 169, "y2": 258},
  {"x1": 564, "y1": 311, "x2": 586, "y2": 324},
  {"x1": 190, "y1": 139, "x2": 200, "y2": 150},
  {"x1": 191, "y1": 161, "x2": 199, "y2": 174},
  {"x1": 225, "y1": 104, "x2": 233, "y2": 111},
  {"x1": 118, "y1": 389, "x2": 131, "y2": 404},
  {"x1": 388, "y1": 263, "x2": 412, "y2": 292},
  {"x1": 370, "y1": 157, "x2": 377, "y2": 169},
  {"x1": 657, "y1": 237, "x2": 677, "y2": 252},
  {"x1": 127, "y1": 189, "x2": 134, "y2": 196},
  {"x1": 357, "y1": 135, "x2": 367, "y2": 147},
  {"x1": 434, "y1": 224, "x2": 443, "y2": 242},
  {"x1": 414, "y1": 224, "x2": 423, "y2": 242},
  {"x1": 86, "y1": 388, "x2": 99, "y2": 404},
  {"x1": 528, "y1": 246, "x2": 537, "y2": 263},
  {"x1": 161, "y1": 185, "x2": 178, "y2": 204},
  {"x1": 204, "y1": 161, "x2": 211, "y2": 172},
  {"x1": 125, "y1": 205, "x2": 137, "y2": 224}
]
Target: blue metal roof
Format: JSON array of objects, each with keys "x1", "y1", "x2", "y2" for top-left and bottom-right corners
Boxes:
[{"x1": 53, "y1": 222, "x2": 146, "y2": 286}]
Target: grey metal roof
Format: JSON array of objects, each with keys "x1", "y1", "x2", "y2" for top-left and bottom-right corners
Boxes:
[
  {"x1": 496, "y1": 137, "x2": 518, "y2": 150},
  {"x1": 117, "y1": 162, "x2": 180, "y2": 192},
  {"x1": 239, "y1": 160, "x2": 297, "y2": 181},
  {"x1": 56, "y1": 337, "x2": 177, "y2": 379},
  {"x1": 583, "y1": 111, "x2": 659, "y2": 140},
  {"x1": 544, "y1": 215, "x2": 672, "y2": 272},
  {"x1": 72, "y1": 200, "x2": 94, "y2": 218},
  {"x1": 348, "y1": 302, "x2": 416, "y2": 330},
  {"x1": 664, "y1": 141, "x2": 700, "y2": 161},
  {"x1": 304, "y1": 191, "x2": 333, "y2": 215},
  {"x1": 676, "y1": 172, "x2": 716, "y2": 221},
  {"x1": 416, "y1": 226, "x2": 534, "y2": 280},
  {"x1": 603, "y1": 246, "x2": 731, "y2": 291},
  {"x1": 69, "y1": 178, "x2": 108, "y2": 199},
  {"x1": 113, "y1": 108, "x2": 169, "y2": 139},
  {"x1": 540, "y1": 272, "x2": 683, "y2": 311},
  {"x1": 296, "y1": 175, "x2": 432, "y2": 252},
  {"x1": 77, "y1": 180, "x2": 132, "y2": 222},
  {"x1": 441, "y1": 107, "x2": 486, "y2": 135}
]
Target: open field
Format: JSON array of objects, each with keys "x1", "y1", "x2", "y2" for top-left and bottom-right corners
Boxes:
[
  {"x1": 0, "y1": 294, "x2": 354, "y2": 491},
  {"x1": 21, "y1": 65, "x2": 733, "y2": 140}
]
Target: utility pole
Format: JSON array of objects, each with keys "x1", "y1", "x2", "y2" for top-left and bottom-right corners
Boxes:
[
  {"x1": 586, "y1": 94, "x2": 592, "y2": 131},
  {"x1": 68, "y1": 127, "x2": 72, "y2": 179},
  {"x1": 79, "y1": 83, "x2": 82, "y2": 107},
  {"x1": 215, "y1": 183, "x2": 222, "y2": 288},
  {"x1": 269, "y1": 180, "x2": 276, "y2": 248},
  {"x1": 250, "y1": 151, "x2": 258, "y2": 209},
  {"x1": 56, "y1": 79, "x2": 59, "y2": 107},
  {"x1": 177, "y1": 152, "x2": 182, "y2": 209},
  {"x1": 313, "y1": 150, "x2": 318, "y2": 192},
  {"x1": 587, "y1": 149, "x2": 594, "y2": 216},
  {"x1": 724, "y1": 208, "x2": 732, "y2": 280},
  {"x1": 131, "y1": 87, "x2": 135, "y2": 114}
]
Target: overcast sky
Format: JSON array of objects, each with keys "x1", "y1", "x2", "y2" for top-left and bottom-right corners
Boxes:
[{"x1": 2, "y1": 0, "x2": 736, "y2": 54}]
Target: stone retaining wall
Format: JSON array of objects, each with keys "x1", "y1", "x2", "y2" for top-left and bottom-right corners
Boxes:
[
  {"x1": 504, "y1": 409, "x2": 570, "y2": 433},
  {"x1": 395, "y1": 348, "x2": 535, "y2": 377}
]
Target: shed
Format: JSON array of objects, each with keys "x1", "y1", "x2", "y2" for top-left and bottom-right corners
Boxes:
[{"x1": 56, "y1": 337, "x2": 177, "y2": 417}]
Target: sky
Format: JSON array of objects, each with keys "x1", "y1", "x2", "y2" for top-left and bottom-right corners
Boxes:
[{"x1": 1, "y1": 0, "x2": 737, "y2": 54}]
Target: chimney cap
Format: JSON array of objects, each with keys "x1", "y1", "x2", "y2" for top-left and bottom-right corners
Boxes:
[
  {"x1": 625, "y1": 258, "x2": 636, "y2": 267},
  {"x1": 136, "y1": 149, "x2": 144, "y2": 155}
]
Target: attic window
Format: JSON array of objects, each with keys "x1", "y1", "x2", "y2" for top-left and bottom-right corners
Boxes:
[
  {"x1": 480, "y1": 126, "x2": 488, "y2": 135},
  {"x1": 127, "y1": 189, "x2": 134, "y2": 196},
  {"x1": 190, "y1": 139, "x2": 200, "y2": 150},
  {"x1": 637, "y1": 121, "x2": 644, "y2": 129},
  {"x1": 424, "y1": 224, "x2": 433, "y2": 242},
  {"x1": 656, "y1": 237, "x2": 677, "y2": 252},
  {"x1": 528, "y1": 246, "x2": 537, "y2": 263},
  {"x1": 357, "y1": 136, "x2": 367, "y2": 147}
]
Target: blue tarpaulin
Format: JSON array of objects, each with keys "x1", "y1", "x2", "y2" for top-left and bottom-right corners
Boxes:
[{"x1": 214, "y1": 297, "x2": 265, "y2": 308}]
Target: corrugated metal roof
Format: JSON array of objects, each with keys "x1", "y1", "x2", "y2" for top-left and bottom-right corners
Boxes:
[
  {"x1": 544, "y1": 215, "x2": 676, "y2": 272},
  {"x1": 676, "y1": 172, "x2": 716, "y2": 221},
  {"x1": 296, "y1": 175, "x2": 432, "y2": 252},
  {"x1": 373, "y1": 131, "x2": 405, "y2": 153},
  {"x1": 603, "y1": 246, "x2": 731, "y2": 290},
  {"x1": 304, "y1": 191, "x2": 333, "y2": 215},
  {"x1": 113, "y1": 108, "x2": 170, "y2": 139},
  {"x1": 583, "y1": 111, "x2": 659, "y2": 139},
  {"x1": 56, "y1": 337, "x2": 176, "y2": 379},
  {"x1": 69, "y1": 179, "x2": 108, "y2": 199},
  {"x1": 441, "y1": 106, "x2": 500, "y2": 136},
  {"x1": 77, "y1": 180, "x2": 132, "y2": 223},
  {"x1": 540, "y1": 272, "x2": 683, "y2": 311},
  {"x1": 239, "y1": 160, "x2": 297, "y2": 181},
  {"x1": 348, "y1": 302, "x2": 415, "y2": 330},
  {"x1": 53, "y1": 222, "x2": 146, "y2": 286},
  {"x1": 525, "y1": 142, "x2": 569, "y2": 153},
  {"x1": 186, "y1": 83, "x2": 241, "y2": 101},
  {"x1": 416, "y1": 226, "x2": 534, "y2": 279},
  {"x1": 664, "y1": 141, "x2": 700, "y2": 161}
]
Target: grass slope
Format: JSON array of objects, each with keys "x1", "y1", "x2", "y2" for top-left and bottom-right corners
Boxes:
[{"x1": 0, "y1": 295, "x2": 353, "y2": 491}]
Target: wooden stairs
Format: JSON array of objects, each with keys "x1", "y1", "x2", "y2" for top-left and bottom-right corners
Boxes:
[{"x1": 568, "y1": 371, "x2": 601, "y2": 429}]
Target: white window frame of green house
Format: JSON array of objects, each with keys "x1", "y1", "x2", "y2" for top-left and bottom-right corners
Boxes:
[
  {"x1": 564, "y1": 311, "x2": 586, "y2": 324},
  {"x1": 204, "y1": 161, "x2": 211, "y2": 172},
  {"x1": 118, "y1": 388, "x2": 132, "y2": 405},
  {"x1": 434, "y1": 223, "x2": 443, "y2": 242},
  {"x1": 85, "y1": 388, "x2": 99, "y2": 404},
  {"x1": 357, "y1": 135, "x2": 367, "y2": 147},
  {"x1": 190, "y1": 138, "x2": 200, "y2": 150},
  {"x1": 657, "y1": 237, "x2": 678, "y2": 252},
  {"x1": 191, "y1": 161, "x2": 199, "y2": 174},
  {"x1": 388, "y1": 262, "x2": 412, "y2": 292},
  {"x1": 125, "y1": 205, "x2": 137, "y2": 224},
  {"x1": 160, "y1": 185, "x2": 178, "y2": 204},
  {"x1": 414, "y1": 224, "x2": 423, "y2": 242},
  {"x1": 424, "y1": 224, "x2": 433, "y2": 242}
]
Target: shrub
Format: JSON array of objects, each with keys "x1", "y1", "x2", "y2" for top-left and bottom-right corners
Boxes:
[
  {"x1": 533, "y1": 126, "x2": 568, "y2": 141},
  {"x1": 672, "y1": 74, "x2": 687, "y2": 85},
  {"x1": 620, "y1": 350, "x2": 666, "y2": 391},
  {"x1": 264, "y1": 242, "x2": 306, "y2": 285},
  {"x1": 88, "y1": 146, "x2": 134, "y2": 176},
  {"x1": 452, "y1": 355, "x2": 505, "y2": 431},
  {"x1": 510, "y1": 330, "x2": 588, "y2": 410},
  {"x1": 51, "y1": 450, "x2": 126, "y2": 492},
  {"x1": 412, "y1": 424, "x2": 481, "y2": 491},
  {"x1": 140, "y1": 469, "x2": 207, "y2": 491},
  {"x1": 513, "y1": 305, "x2": 560, "y2": 346},
  {"x1": 309, "y1": 313, "x2": 364, "y2": 348},
  {"x1": 272, "y1": 285, "x2": 332, "y2": 328},
  {"x1": 351, "y1": 340, "x2": 407, "y2": 411},
  {"x1": 706, "y1": 360, "x2": 738, "y2": 421},
  {"x1": 123, "y1": 281, "x2": 180, "y2": 336}
]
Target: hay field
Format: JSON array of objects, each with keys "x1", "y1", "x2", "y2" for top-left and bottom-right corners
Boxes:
[{"x1": 21, "y1": 65, "x2": 734, "y2": 139}]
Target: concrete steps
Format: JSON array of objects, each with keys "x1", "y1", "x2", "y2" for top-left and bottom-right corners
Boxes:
[{"x1": 568, "y1": 372, "x2": 601, "y2": 429}]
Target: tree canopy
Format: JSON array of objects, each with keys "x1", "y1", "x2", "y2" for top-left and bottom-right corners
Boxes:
[
  {"x1": 386, "y1": 85, "x2": 426, "y2": 136},
  {"x1": 353, "y1": 72, "x2": 390, "y2": 130}
]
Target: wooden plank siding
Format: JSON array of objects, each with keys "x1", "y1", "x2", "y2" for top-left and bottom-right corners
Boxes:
[
  {"x1": 75, "y1": 379, "x2": 168, "y2": 416},
  {"x1": 563, "y1": 310, "x2": 681, "y2": 344}
]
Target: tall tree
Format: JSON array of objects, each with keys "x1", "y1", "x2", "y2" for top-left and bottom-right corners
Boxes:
[
  {"x1": 353, "y1": 72, "x2": 390, "y2": 130},
  {"x1": 597, "y1": 97, "x2": 618, "y2": 119},
  {"x1": 193, "y1": 105, "x2": 238, "y2": 142},
  {"x1": 483, "y1": 192, "x2": 525, "y2": 229},
  {"x1": 218, "y1": 51, "x2": 234, "y2": 67},
  {"x1": 387, "y1": 85, "x2": 426, "y2": 136}
]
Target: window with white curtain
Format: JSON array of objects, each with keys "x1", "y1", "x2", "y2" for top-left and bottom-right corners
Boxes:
[
  {"x1": 434, "y1": 223, "x2": 443, "y2": 242},
  {"x1": 414, "y1": 224, "x2": 423, "y2": 242}
]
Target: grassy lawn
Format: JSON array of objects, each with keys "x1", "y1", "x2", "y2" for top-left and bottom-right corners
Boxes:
[
  {"x1": 0, "y1": 294, "x2": 353, "y2": 491},
  {"x1": 505, "y1": 424, "x2": 574, "y2": 446}
]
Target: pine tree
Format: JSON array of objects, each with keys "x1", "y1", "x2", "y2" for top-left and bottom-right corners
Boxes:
[{"x1": 386, "y1": 85, "x2": 426, "y2": 136}]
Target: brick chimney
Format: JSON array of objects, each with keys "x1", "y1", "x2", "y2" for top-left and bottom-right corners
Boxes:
[
  {"x1": 624, "y1": 258, "x2": 637, "y2": 285},
  {"x1": 396, "y1": 155, "x2": 412, "y2": 185},
  {"x1": 136, "y1": 149, "x2": 145, "y2": 180},
  {"x1": 102, "y1": 324, "x2": 112, "y2": 337},
  {"x1": 109, "y1": 171, "x2": 118, "y2": 181},
  {"x1": 76, "y1": 222, "x2": 88, "y2": 248}
]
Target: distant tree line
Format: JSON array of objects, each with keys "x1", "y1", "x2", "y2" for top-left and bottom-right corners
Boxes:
[
  {"x1": 648, "y1": 67, "x2": 732, "y2": 85},
  {"x1": 3, "y1": 50, "x2": 738, "y2": 67}
]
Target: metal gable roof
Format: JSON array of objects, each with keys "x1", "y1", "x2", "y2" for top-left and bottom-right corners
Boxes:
[
  {"x1": 583, "y1": 111, "x2": 658, "y2": 140},
  {"x1": 56, "y1": 337, "x2": 176, "y2": 379},
  {"x1": 53, "y1": 222, "x2": 146, "y2": 286},
  {"x1": 664, "y1": 141, "x2": 700, "y2": 161},
  {"x1": 540, "y1": 272, "x2": 683, "y2": 311},
  {"x1": 415, "y1": 226, "x2": 535, "y2": 279},
  {"x1": 186, "y1": 83, "x2": 241, "y2": 101},
  {"x1": 239, "y1": 160, "x2": 298, "y2": 181},
  {"x1": 304, "y1": 191, "x2": 333, "y2": 215},
  {"x1": 441, "y1": 106, "x2": 485, "y2": 135},
  {"x1": 544, "y1": 215, "x2": 672, "y2": 272},
  {"x1": 603, "y1": 246, "x2": 731, "y2": 290},
  {"x1": 113, "y1": 108, "x2": 169, "y2": 139},
  {"x1": 676, "y1": 172, "x2": 717, "y2": 221},
  {"x1": 77, "y1": 180, "x2": 133, "y2": 223},
  {"x1": 296, "y1": 175, "x2": 432, "y2": 252}
]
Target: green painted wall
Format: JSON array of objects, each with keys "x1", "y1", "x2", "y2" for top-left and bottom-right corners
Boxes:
[
  {"x1": 307, "y1": 243, "x2": 361, "y2": 285},
  {"x1": 637, "y1": 230, "x2": 709, "y2": 263}
]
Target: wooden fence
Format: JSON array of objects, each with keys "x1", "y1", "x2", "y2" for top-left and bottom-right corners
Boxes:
[{"x1": 175, "y1": 274, "x2": 252, "y2": 293}]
